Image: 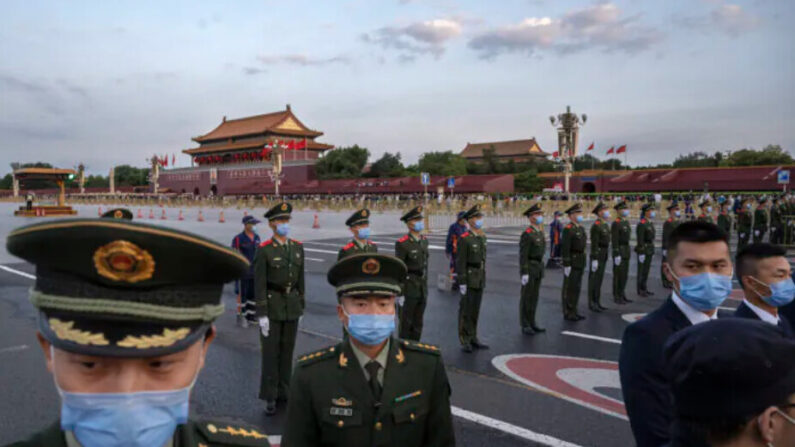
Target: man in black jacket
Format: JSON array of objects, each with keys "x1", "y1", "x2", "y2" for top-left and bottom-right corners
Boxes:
[{"x1": 734, "y1": 243, "x2": 794, "y2": 338}]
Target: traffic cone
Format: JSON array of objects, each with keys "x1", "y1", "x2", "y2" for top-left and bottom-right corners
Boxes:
[
  {"x1": 198, "y1": 210, "x2": 204, "y2": 222},
  {"x1": 160, "y1": 209, "x2": 167, "y2": 220},
  {"x1": 312, "y1": 214, "x2": 320, "y2": 229},
  {"x1": 219, "y1": 210, "x2": 226, "y2": 223},
  {"x1": 137, "y1": 209, "x2": 143, "y2": 218},
  {"x1": 98, "y1": 207, "x2": 103, "y2": 217},
  {"x1": 148, "y1": 209, "x2": 154, "y2": 219},
  {"x1": 178, "y1": 210, "x2": 184, "y2": 221}
]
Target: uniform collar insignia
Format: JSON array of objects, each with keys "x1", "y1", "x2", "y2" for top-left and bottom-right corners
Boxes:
[
  {"x1": 332, "y1": 397, "x2": 353, "y2": 407},
  {"x1": 339, "y1": 352, "x2": 348, "y2": 368},
  {"x1": 396, "y1": 348, "x2": 405, "y2": 364}
]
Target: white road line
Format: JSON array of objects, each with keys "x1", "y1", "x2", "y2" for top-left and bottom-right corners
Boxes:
[
  {"x1": 562, "y1": 331, "x2": 622, "y2": 345},
  {"x1": 369, "y1": 239, "x2": 445, "y2": 250},
  {"x1": 0, "y1": 345, "x2": 29, "y2": 354},
  {"x1": 451, "y1": 406, "x2": 584, "y2": 447},
  {"x1": 0, "y1": 265, "x2": 36, "y2": 280},
  {"x1": 303, "y1": 247, "x2": 338, "y2": 255},
  {"x1": 306, "y1": 258, "x2": 324, "y2": 262},
  {"x1": 302, "y1": 241, "x2": 345, "y2": 248}
]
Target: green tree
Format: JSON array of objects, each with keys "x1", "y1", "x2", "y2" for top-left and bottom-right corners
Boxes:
[
  {"x1": 0, "y1": 173, "x2": 12, "y2": 189},
  {"x1": 573, "y1": 154, "x2": 600, "y2": 171},
  {"x1": 514, "y1": 169, "x2": 545, "y2": 192},
  {"x1": 85, "y1": 175, "x2": 110, "y2": 188},
  {"x1": 481, "y1": 146, "x2": 499, "y2": 174},
  {"x1": 315, "y1": 145, "x2": 370, "y2": 179},
  {"x1": 367, "y1": 152, "x2": 405, "y2": 178},
  {"x1": 417, "y1": 151, "x2": 467, "y2": 176},
  {"x1": 114, "y1": 165, "x2": 150, "y2": 186},
  {"x1": 672, "y1": 151, "x2": 719, "y2": 168},
  {"x1": 727, "y1": 145, "x2": 793, "y2": 166}
]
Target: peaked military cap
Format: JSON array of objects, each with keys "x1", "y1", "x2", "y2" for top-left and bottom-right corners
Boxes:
[
  {"x1": 101, "y1": 208, "x2": 133, "y2": 220},
  {"x1": 758, "y1": 196, "x2": 767, "y2": 204},
  {"x1": 327, "y1": 253, "x2": 407, "y2": 299},
  {"x1": 6, "y1": 219, "x2": 249, "y2": 357},
  {"x1": 564, "y1": 203, "x2": 582, "y2": 215},
  {"x1": 462, "y1": 205, "x2": 483, "y2": 220},
  {"x1": 641, "y1": 203, "x2": 653, "y2": 212},
  {"x1": 264, "y1": 202, "x2": 292, "y2": 221},
  {"x1": 614, "y1": 201, "x2": 628, "y2": 211},
  {"x1": 666, "y1": 202, "x2": 679, "y2": 211},
  {"x1": 456, "y1": 211, "x2": 467, "y2": 220},
  {"x1": 400, "y1": 205, "x2": 424, "y2": 222},
  {"x1": 346, "y1": 208, "x2": 370, "y2": 227},
  {"x1": 523, "y1": 203, "x2": 542, "y2": 216},
  {"x1": 699, "y1": 198, "x2": 711, "y2": 207},
  {"x1": 242, "y1": 215, "x2": 261, "y2": 225},
  {"x1": 592, "y1": 202, "x2": 607, "y2": 214}
]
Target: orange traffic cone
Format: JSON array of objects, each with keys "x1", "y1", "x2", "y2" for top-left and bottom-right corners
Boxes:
[
  {"x1": 178, "y1": 210, "x2": 184, "y2": 221},
  {"x1": 197, "y1": 210, "x2": 204, "y2": 222},
  {"x1": 148, "y1": 209, "x2": 154, "y2": 219},
  {"x1": 312, "y1": 214, "x2": 320, "y2": 229},
  {"x1": 98, "y1": 207, "x2": 103, "y2": 216},
  {"x1": 137, "y1": 209, "x2": 143, "y2": 218},
  {"x1": 160, "y1": 209, "x2": 167, "y2": 220},
  {"x1": 219, "y1": 210, "x2": 226, "y2": 223}
]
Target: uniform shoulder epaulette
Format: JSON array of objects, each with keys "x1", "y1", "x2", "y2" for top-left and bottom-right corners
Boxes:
[
  {"x1": 291, "y1": 238, "x2": 302, "y2": 245},
  {"x1": 398, "y1": 235, "x2": 409, "y2": 243},
  {"x1": 594, "y1": 220, "x2": 600, "y2": 225},
  {"x1": 641, "y1": 219, "x2": 646, "y2": 224},
  {"x1": 565, "y1": 223, "x2": 572, "y2": 229},
  {"x1": 525, "y1": 227, "x2": 533, "y2": 233},
  {"x1": 667, "y1": 218, "x2": 672, "y2": 222},
  {"x1": 461, "y1": 231, "x2": 470, "y2": 238},
  {"x1": 399, "y1": 339, "x2": 441, "y2": 355},
  {"x1": 615, "y1": 218, "x2": 621, "y2": 223},
  {"x1": 195, "y1": 418, "x2": 271, "y2": 446},
  {"x1": 342, "y1": 242, "x2": 355, "y2": 250},
  {"x1": 259, "y1": 239, "x2": 272, "y2": 247},
  {"x1": 297, "y1": 345, "x2": 338, "y2": 366}
]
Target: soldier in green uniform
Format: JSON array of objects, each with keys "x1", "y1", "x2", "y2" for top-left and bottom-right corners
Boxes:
[
  {"x1": 737, "y1": 196, "x2": 753, "y2": 251},
  {"x1": 561, "y1": 203, "x2": 587, "y2": 321},
  {"x1": 769, "y1": 197, "x2": 783, "y2": 244},
  {"x1": 283, "y1": 254, "x2": 455, "y2": 447},
  {"x1": 519, "y1": 203, "x2": 547, "y2": 333},
  {"x1": 716, "y1": 199, "x2": 732, "y2": 238},
  {"x1": 339, "y1": 208, "x2": 378, "y2": 260},
  {"x1": 612, "y1": 201, "x2": 633, "y2": 304},
  {"x1": 394, "y1": 205, "x2": 429, "y2": 341},
  {"x1": 4, "y1": 218, "x2": 271, "y2": 447},
  {"x1": 753, "y1": 197, "x2": 769, "y2": 243},
  {"x1": 635, "y1": 203, "x2": 656, "y2": 297},
  {"x1": 254, "y1": 202, "x2": 305, "y2": 416},
  {"x1": 587, "y1": 202, "x2": 611, "y2": 312},
  {"x1": 785, "y1": 195, "x2": 795, "y2": 245},
  {"x1": 696, "y1": 199, "x2": 714, "y2": 224},
  {"x1": 456, "y1": 205, "x2": 489, "y2": 352},
  {"x1": 661, "y1": 202, "x2": 680, "y2": 289}
]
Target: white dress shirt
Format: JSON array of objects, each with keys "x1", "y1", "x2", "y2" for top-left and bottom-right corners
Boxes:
[
  {"x1": 672, "y1": 291, "x2": 718, "y2": 325},
  {"x1": 741, "y1": 298, "x2": 780, "y2": 326}
]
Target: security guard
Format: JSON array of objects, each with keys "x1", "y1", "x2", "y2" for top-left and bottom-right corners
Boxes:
[
  {"x1": 612, "y1": 201, "x2": 633, "y2": 304},
  {"x1": 716, "y1": 200, "x2": 731, "y2": 239},
  {"x1": 100, "y1": 207, "x2": 133, "y2": 220},
  {"x1": 282, "y1": 254, "x2": 456, "y2": 447},
  {"x1": 770, "y1": 197, "x2": 783, "y2": 244},
  {"x1": 635, "y1": 203, "x2": 656, "y2": 297},
  {"x1": 753, "y1": 196, "x2": 769, "y2": 243},
  {"x1": 561, "y1": 203, "x2": 586, "y2": 321},
  {"x1": 394, "y1": 206, "x2": 429, "y2": 341},
  {"x1": 661, "y1": 203, "x2": 680, "y2": 289},
  {"x1": 456, "y1": 205, "x2": 489, "y2": 352},
  {"x1": 519, "y1": 203, "x2": 547, "y2": 333},
  {"x1": 696, "y1": 199, "x2": 713, "y2": 224},
  {"x1": 254, "y1": 202, "x2": 305, "y2": 416},
  {"x1": 339, "y1": 208, "x2": 378, "y2": 260},
  {"x1": 737, "y1": 196, "x2": 753, "y2": 251},
  {"x1": 5, "y1": 218, "x2": 271, "y2": 447},
  {"x1": 587, "y1": 202, "x2": 610, "y2": 312},
  {"x1": 232, "y1": 215, "x2": 261, "y2": 327}
]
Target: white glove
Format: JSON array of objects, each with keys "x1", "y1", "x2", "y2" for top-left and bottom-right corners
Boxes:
[
  {"x1": 258, "y1": 317, "x2": 270, "y2": 337},
  {"x1": 564, "y1": 266, "x2": 571, "y2": 277},
  {"x1": 639, "y1": 254, "x2": 646, "y2": 263},
  {"x1": 754, "y1": 230, "x2": 760, "y2": 236},
  {"x1": 614, "y1": 256, "x2": 621, "y2": 266},
  {"x1": 591, "y1": 260, "x2": 598, "y2": 272},
  {"x1": 772, "y1": 227, "x2": 776, "y2": 232},
  {"x1": 740, "y1": 233, "x2": 745, "y2": 239},
  {"x1": 521, "y1": 274, "x2": 529, "y2": 286},
  {"x1": 459, "y1": 285, "x2": 467, "y2": 295},
  {"x1": 397, "y1": 296, "x2": 405, "y2": 306}
]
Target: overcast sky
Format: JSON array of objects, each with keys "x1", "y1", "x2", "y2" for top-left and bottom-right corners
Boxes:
[{"x1": 1, "y1": 0, "x2": 793, "y2": 175}]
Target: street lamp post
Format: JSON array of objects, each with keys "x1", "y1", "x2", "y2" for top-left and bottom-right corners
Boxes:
[{"x1": 550, "y1": 105, "x2": 587, "y2": 194}]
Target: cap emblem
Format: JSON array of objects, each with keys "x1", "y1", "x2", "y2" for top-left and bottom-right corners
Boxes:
[
  {"x1": 362, "y1": 258, "x2": 381, "y2": 275},
  {"x1": 93, "y1": 240, "x2": 155, "y2": 283},
  {"x1": 113, "y1": 210, "x2": 123, "y2": 219},
  {"x1": 417, "y1": 206, "x2": 422, "y2": 213},
  {"x1": 362, "y1": 209, "x2": 368, "y2": 217},
  {"x1": 281, "y1": 203, "x2": 288, "y2": 211}
]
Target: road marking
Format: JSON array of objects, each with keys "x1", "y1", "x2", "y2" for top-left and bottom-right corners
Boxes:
[
  {"x1": 302, "y1": 241, "x2": 345, "y2": 248},
  {"x1": 0, "y1": 265, "x2": 36, "y2": 280},
  {"x1": 562, "y1": 331, "x2": 622, "y2": 345},
  {"x1": 306, "y1": 257, "x2": 324, "y2": 262},
  {"x1": 369, "y1": 239, "x2": 445, "y2": 250},
  {"x1": 451, "y1": 406, "x2": 584, "y2": 447},
  {"x1": 303, "y1": 247, "x2": 338, "y2": 255},
  {"x1": 0, "y1": 345, "x2": 29, "y2": 354}
]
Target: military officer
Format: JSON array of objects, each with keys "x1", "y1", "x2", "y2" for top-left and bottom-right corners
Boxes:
[
  {"x1": 696, "y1": 199, "x2": 714, "y2": 224},
  {"x1": 661, "y1": 202, "x2": 680, "y2": 289},
  {"x1": 456, "y1": 205, "x2": 489, "y2": 352},
  {"x1": 716, "y1": 200, "x2": 732, "y2": 239},
  {"x1": 254, "y1": 202, "x2": 305, "y2": 416},
  {"x1": 232, "y1": 215, "x2": 261, "y2": 327},
  {"x1": 339, "y1": 208, "x2": 378, "y2": 260},
  {"x1": 737, "y1": 196, "x2": 753, "y2": 251},
  {"x1": 519, "y1": 203, "x2": 547, "y2": 333},
  {"x1": 753, "y1": 197, "x2": 769, "y2": 243},
  {"x1": 635, "y1": 204, "x2": 656, "y2": 297},
  {"x1": 612, "y1": 201, "x2": 633, "y2": 304},
  {"x1": 100, "y1": 207, "x2": 133, "y2": 220},
  {"x1": 561, "y1": 203, "x2": 587, "y2": 321},
  {"x1": 394, "y1": 205, "x2": 429, "y2": 341},
  {"x1": 769, "y1": 197, "x2": 784, "y2": 244},
  {"x1": 5, "y1": 218, "x2": 271, "y2": 447},
  {"x1": 282, "y1": 254, "x2": 455, "y2": 447},
  {"x1": 587, "y1": 202, "x2": 611, "y2": 312}
]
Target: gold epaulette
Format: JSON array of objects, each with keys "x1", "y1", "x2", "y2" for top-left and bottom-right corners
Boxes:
[
  {"x1": 196, "y1": 419, "x2": 271, "y2": 447},
  {"x1": 297, "y1": 345, "x2": 338, "y2": 366},
  {"x1": 399, "y1": 339, "x2": 441, "y2": 355}
]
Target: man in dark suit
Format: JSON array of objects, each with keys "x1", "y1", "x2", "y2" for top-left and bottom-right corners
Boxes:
[
  {"x1": 734, "y1": 243, "x2": 794, "y2": 337},
  {"x1": 619, "y1": 221, "x2": 733, "y2": 447}
]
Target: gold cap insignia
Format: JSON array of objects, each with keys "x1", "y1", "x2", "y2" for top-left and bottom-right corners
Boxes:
[
  {"x1": 362, "y1": 209, "x2": 368, "y2": 217},
  {"x1": 417, "y1": 206, "x2": 423, "y2": 213},
  {"x1": 93, "y1": 240, "x2": 155, "y2": 283},
  {"x1": 280, "y1": 203, "x2": 288, "y2": 211},
  {"x1": 113, "y1": 210, "x2": 123, "y2": 219},
  {"x1": 332, "y1": 397, "x2": 353, "y2": 407},
  {"x1": 116, "y1": 327, "x2": 190, "y2": 349},
  {"x1": 362, "y1": 258, "x2": 380, "y2": 275},
  {"x1": 49, "y1": 318, "x2": 109, "y2": 346}
]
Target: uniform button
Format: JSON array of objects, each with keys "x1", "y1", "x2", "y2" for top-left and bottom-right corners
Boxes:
[
  {"x1": 337, "y1": 420, "x2": 344, "y2": 428},
  {"x1": 375, "y1": 422, "x2": 383, "y2": 431},
  {"x1": 410, "y1": 413, "x2": 416, "y2": 421}
]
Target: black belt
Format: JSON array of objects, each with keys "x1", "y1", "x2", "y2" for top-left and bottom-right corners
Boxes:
[{"x1": 267, "y1": 282, "x2": 297, "y2": 294}]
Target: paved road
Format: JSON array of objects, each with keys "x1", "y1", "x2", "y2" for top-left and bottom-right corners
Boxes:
[{"x1": 0, "y1": 224, "x2": 743, "y2": 447}]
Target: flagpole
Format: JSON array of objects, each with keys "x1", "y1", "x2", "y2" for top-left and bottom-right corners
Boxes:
[{"x1": 304, "y1": 137, "x2": 308, "y2": 161}]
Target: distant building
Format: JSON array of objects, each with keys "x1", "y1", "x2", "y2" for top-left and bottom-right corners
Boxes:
[{"x1": 460, "y1": 138, "x2": 548, "y2": 164}]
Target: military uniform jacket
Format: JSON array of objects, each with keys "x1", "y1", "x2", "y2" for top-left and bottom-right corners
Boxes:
[
  {"x1": 770, "y1": 204, "x2": 783, "y2": 228},
  {"x1": 232, "y1": 231, "x2": 261, "y2": 279},
  {"x1": 561, "y1": 222, "x2": 586, "y2": 269},
  {"x1": 520, "y1": 225, "x2": 546, "y2": 278},
  {"x1": 395, "y1": 234, "x2": 429, "y2": 297},
  {"x1": 753, "y1": 208, "x2": 768, "y2": 233},
  {"x1": 737, "y1": 210, "x2": 752, "y2": 234},
  {"x1": 253, "y1": 237, "x2": 305, "y2": 321},
  {"x1": 456, "y1": 231, "x2": 487, "y2": 289},
  {"x1": 589, "y1": 219, "x2": 610, "y2": 260},
  {"x1": 6, "y1": 419, "x2": 271, "y2": 447},
  {"x1": 634, "y1": 219, "x2": 655, "y2": 255},
  {"x1": 611, "y1": 218, "x2": 632, "y2": 258},
  {"x1": 338, "y1": 240, "x2": 378, "y2": 260},
  {"x1": 717, "y1": 212, "x2": 731, "y2": 235},
  {"x1": 696, "y1": 214, "x2": 713, "y2": 224},
  {"x1": 283, "y1": 339, "x2": 455, "y2": 447},
  {"x1": 662, "y1": 218, "x2": 679, "y2": 251}
]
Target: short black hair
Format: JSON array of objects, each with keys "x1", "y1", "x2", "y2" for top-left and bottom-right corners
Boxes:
[
  {"x1": 678, "y1": 416, "x2": 751, "y2": 445},
  {"x1": 735, "y1": 243, "x2": 787, "y2": 283},
  {"x1": 666, "y1": 221, "x2": 729, "y2": 253}
]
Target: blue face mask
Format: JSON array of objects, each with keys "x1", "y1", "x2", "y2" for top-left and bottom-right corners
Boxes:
[
  {"x1": 621, "y1": 209, "x2": 630, "y2": 217},
  {"x1": 674, "y1": 210, "x2": 681, "y2": 217},
  {"x1": 412, "y1": 221, "x2": 424, "y2": 232},
  {"x1": 534, "y1": 216, "x2": 543, "y2": 224},
  {"x1": 649, "y1": 211, "x2": 656, "y2": 218},
  {"x1": 275, "y1": 223, "x2": 290, "y2": 236},
  {"x1": 752, "y1": 277, "x2": 795, "y2": 307},
  {"x1": 575, "y1": 215, "x2": 584, "y2": 223},
  {"x1": 706, "y1": 206, "x2": 713, "y2": 213},
  {"x1": 671, "y1": 271, "x2": 732, "y2": 311},
  {"x1": 746, "y1": 203, "x2": 752, "y2": 209},
  {"x1": 343, "y1": 309, "x2": 395, "y2": 345},
  {"x1": 601, "y1": 211, "x2": 610, "y2": 219},
  {"x1": 357, "y1": 227, "x2": 371, "y2": 239},
  {"x1": 473, "y1": 219, "x2": 484, "y2": 229}
]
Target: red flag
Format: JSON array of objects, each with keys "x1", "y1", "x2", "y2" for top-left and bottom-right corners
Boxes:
[
  {"x1": 295, "y1": 139, "x2": 306, "y2": 150},
  {"x1": 587, "y1": 142, "x2": 594, "y2": 151},
  {"x1": 616, "y1": 145, "x2": 627, "y2": 154},
  {"x1": 172, "y1": 154, "x2": 176, "y2": 166},
  {"x1": 607, "y1": 146, "x2": 615, "y2": 155},
  {"x1": 552, "y1": 151, "x2": 559, "y2": 158},
  {"x1": 287, "y1": 140, "x2": 296, "y2": 150}
]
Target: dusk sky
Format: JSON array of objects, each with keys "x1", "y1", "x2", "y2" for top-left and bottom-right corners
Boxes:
[{"x1": 1, "y1": 0, "x2": 793, "y2": 174}]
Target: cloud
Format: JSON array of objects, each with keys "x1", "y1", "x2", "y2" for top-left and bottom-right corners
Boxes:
[
  {"x1": 361, "y1": 19, "x2": 462, "y2": 60},
  {"x1": 674, "y1": 3, "x2": 760, "y2": 37},
  {"x1": 469, "y1": 3, "x2": 663, "y2": 59},
  {"x1": 256, "y1": 54, "x2": 351, "y2": 66}
]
